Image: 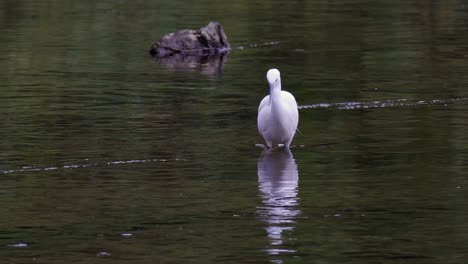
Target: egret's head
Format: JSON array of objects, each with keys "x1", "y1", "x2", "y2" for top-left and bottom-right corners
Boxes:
[{"x1": 266, "y1": 68, "x2": 281, "y2": 86}]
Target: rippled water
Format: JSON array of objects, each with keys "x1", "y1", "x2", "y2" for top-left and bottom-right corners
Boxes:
[{"x1": 2, "y1": 0, "x2": 468, "y2": 263}]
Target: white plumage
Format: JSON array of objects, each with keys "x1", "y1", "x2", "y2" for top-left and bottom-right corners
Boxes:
[{"x1": 257, "y1": 69, "x2": 299, "y2": 148}]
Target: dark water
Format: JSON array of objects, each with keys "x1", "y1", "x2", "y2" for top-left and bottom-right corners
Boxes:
[{"x1": 2, "y1": 0, "x2": 468, "y2": 263}]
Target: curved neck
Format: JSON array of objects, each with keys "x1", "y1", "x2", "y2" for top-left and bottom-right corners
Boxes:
[{"x1": 269, "y1": 80, "x2": 282, "y2": 105}]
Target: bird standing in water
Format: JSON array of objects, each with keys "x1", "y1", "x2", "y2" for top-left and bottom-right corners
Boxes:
[{"x1": 257, "y1": 69, "x2": 299, "y2": 148}]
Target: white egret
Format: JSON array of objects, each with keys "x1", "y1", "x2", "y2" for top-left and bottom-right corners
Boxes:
[{"x1": 257, "y1": 69, "x2": 299, "y2": 148}]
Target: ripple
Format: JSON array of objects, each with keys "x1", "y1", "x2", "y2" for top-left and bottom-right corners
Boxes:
[
  {"x1": 235, "y1": 41, "x2": 280, "y2": 50},
  {"x1": 7, "y1": 243, "x2": 28, "y2": 248},
  {"x1": 1, "y1": 158, "x2": 187, "y2": 175},
  {"x1": 97, "y1": 251, "x2": 111, "y2": 257},
  {"x1": 299, "y1": 97, "x2": 468, "y2": 110}
]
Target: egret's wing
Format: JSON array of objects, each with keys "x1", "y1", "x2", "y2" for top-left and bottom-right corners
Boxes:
[
  {"x1": 280, "y1": 91, "x2": 299, "y2": 139},
  {"x1": 257, "y1": 95, "x2": 272, "y2": 147},
  {"x1": 282, "y1": 91, "x2": 298, "y2": 120},
  {"x1": 281, "y1": 91, "x2": 298, "y2": 109},
  {"x1": 258, "y1": 95, "x2": 270, "y2": 112}
]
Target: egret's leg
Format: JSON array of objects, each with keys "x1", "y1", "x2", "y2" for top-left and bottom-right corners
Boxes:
[{"x1": 270, "y1": 145, "x2": 286, "y2": 152}]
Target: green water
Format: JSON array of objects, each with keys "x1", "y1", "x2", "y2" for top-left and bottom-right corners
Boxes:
[{"x1": 2, "y1": 0, "x2": 468, "y2": 263}]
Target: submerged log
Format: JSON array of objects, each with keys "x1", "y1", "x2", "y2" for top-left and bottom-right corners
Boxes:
[{"x1": 149, "y1": 22, "x2": 231, "y2": 57}]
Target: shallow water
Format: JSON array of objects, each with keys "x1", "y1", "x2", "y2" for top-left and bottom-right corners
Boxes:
[{"x1": 2, "y1": 0, "x2": 468, "y2": 263}]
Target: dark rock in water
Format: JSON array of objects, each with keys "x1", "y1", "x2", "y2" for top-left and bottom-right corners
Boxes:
[
  {"x1": 149, "y1": 22, "x2": 231, "y2": 57},
  {"x1": 149, "y1": 22, "x2": 230, "y2": 78}
]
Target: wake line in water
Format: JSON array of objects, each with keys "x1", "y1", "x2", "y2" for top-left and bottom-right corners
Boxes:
[
  {"x1": 299, "y1": 97, "x2": 468, "y2": 110},
  {"x1": 0, "y1": 158, "x2": 186, "y2": 175},
  {"x1": 235, "y1": 41, "x2": 280, "y2": 50}
]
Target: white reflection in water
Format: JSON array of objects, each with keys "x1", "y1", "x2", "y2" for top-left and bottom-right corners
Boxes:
[{"x1": 257, "y1": 148, "x2": 300, "y2": 261}]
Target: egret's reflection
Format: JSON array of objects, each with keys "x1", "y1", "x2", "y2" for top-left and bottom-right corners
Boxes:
[{"x1": 257, "y1": 148, "x2": 300, "y2": 261}]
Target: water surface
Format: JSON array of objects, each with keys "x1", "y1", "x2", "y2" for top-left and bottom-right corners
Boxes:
[{"x1": 2, "y1": 0, "x2": 468, "y2": 263}]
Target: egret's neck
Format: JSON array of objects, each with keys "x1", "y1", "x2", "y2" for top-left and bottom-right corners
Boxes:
[{"x1": 269, "y1": 81, "x2": 282, "y2": 105}]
